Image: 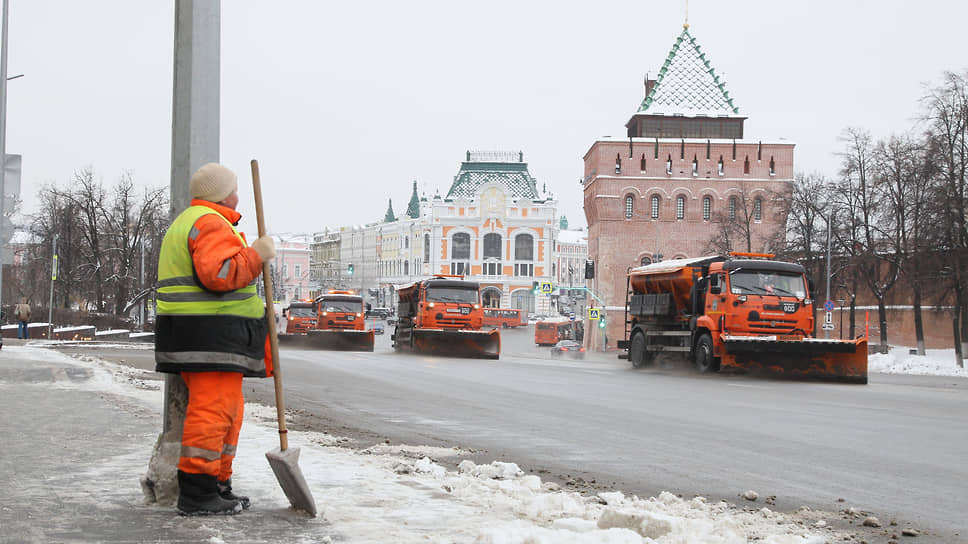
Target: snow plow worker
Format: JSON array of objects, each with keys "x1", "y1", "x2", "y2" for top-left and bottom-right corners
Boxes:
[{"x1": 154, "y1": 163, "x2": 277, "y2": 516}]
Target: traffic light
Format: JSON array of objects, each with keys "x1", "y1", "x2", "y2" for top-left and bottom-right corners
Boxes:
[
  {"x1": 584, "y1": 259, "x2": 594, "y2": 279},
  {"x1": 599, "y1": 315, "x2": 606, "y2": 328},
  {"x1": 532, "y1": 281, "x2": 540, "y2": 295},
  {"x1": 347, "y1": 263, "x2": 354, "y2": 276}
]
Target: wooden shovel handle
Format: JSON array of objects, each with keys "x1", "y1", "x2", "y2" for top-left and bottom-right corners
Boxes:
[{"x1": 251, "y1": 159, "x2": 288, "y2": 450}]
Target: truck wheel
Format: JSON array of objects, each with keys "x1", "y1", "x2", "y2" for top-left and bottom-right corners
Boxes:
[
  {"x1": 630, "y1": 332, "x2": 652, "y2": 368},
  {"x1": 694, "y1": 333, "x2": 719, "y2": 373}
]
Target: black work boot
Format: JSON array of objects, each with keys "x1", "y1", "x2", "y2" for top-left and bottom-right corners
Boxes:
[
  {"x1": 217, "y1": 478, "x2": 251, "y2": 510},
  {"x1": 176, "y1": 470, "x2": 242, "y2": 516}
]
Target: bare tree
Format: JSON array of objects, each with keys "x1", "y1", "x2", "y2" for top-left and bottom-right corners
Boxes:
[
  {"x1": 704, "y1": 180, "x2": 785, "y2": 255},
  {"x1": 922, "y1": 70, "x2": 968, "y2": 365}
]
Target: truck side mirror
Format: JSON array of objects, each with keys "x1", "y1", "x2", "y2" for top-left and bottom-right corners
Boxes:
[
  {"x1": 709, "y1": 274, "x2": 722, "y2": 295},
  {"x1": 808, "y1": 278, "x2": 816, "y2": 297}
]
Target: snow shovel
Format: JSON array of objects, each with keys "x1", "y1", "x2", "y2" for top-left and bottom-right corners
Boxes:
[{"x1": 251, "y1": 159, "x2": 318, "y2": 517}]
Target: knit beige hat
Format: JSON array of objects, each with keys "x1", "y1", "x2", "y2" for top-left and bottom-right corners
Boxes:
[{"x1": 190, "y1": 163, "x2": 238, "y2": 203}]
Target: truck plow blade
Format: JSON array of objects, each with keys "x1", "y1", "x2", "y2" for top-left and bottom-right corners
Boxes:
[
  {"x1": 411, "y1": 329, "x2": 501, "y2": 359},
  {"x1": 720, "y1": 336, "x2": 868, "y2": 384},
  {"x1": 278, "y1": 330, "x2": 375, "y2": 352}
]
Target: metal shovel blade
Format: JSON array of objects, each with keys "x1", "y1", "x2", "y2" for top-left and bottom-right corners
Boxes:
[{"x1": 266, "y1": 446, "x2": 318, "y2": 516}]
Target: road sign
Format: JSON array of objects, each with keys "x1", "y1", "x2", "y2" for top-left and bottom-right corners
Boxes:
[
  {"x1": 540, "y1": 282, "x2": 553, "y2": 294},
  {"x1": 569, "y1": 312, "x2": 576, "y2": 321},
  {"x1": 824, "y1": 311, "x2": 833, "y2": 325},
  {"x1": 822, "y1": 323, "x2": 835, "y2": 331},
  {"x1": 588, "y1": 308, "x2": 600, "y2": 320},
  {"x1": 824, "y1": 300, "x2": 835, "y2": 312}
]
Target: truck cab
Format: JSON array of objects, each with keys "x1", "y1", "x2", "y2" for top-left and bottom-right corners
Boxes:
[{"x1": 315, "y1": 290, "x2": 365, "y2": 331}]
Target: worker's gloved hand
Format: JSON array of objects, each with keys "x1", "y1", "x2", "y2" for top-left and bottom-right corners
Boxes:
[{"x1": 251, "y1": 235, "x2": 276, "y2": 261}]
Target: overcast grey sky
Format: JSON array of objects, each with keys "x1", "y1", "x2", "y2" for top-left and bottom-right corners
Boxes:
[{"x1": 5, "y1": 1, "x2": 967, "y2": 237}]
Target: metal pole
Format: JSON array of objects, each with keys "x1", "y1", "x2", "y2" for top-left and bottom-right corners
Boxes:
[
  {"x1": 0, "y1": 0, "x2": 10, "y2": 319},
  {"x1": 825, "y1": 214, "x2": 831, "y2": 339},
  {"x1": 47, "y1": 236, "x2": 56, "y2": 338},
  {"x1": 140, "y1": 239, "x2": 145, "y2": 331}
]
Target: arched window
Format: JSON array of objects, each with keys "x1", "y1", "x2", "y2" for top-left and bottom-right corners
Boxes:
[
  {"x1": 424, "y1": 233, "x2": 430, "y2": 261},
  {"x1": 640, "y1": 153, "x2": 647, "y2": 171},
  {"x1": 452, "y1": 233, "x2": 470, "y2": 259},
  {"x1": 702, "y1": 196, "x2": 712, "y2": 221},
  {"x1": 405, "y1": 236, "x2": 409, "y2": 249},
  {"x1": 651, "y1": 195, "x2": 660, "y2": 219},
  {"x1": 754, "y1": 198, "x2": 762, "y2": 221},
  {"x1": 483, "y1": 233, "x2": 502, "y2": 259},
  {"x1": 625, "y1": 195, "x2": 634, "y2": 218},
  {"x1": 676, "y1": 195, "x2": 685, "y2": 220},
  {"x1": 514, "y1": 234, "x2": 533, "y2": 260},
  {"x1": 514, "y1": 234, "x2": 534, "y2": 277},
  {"x1": 728, "y1": 196, "x2": 738, "y2": 220},
  {"x1": 640, "y1": 256, "x2": 652, "y2": 266},
  {"x1": 404, "y1": 260, "x2": 409, "y2": 275}
]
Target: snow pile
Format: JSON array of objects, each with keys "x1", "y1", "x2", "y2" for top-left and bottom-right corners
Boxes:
[{"x1": 868, "y1": 346, "x2": 968, "y2": 377}]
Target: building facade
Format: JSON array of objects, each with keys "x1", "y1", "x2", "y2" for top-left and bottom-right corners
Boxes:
[
  {"x1": 583, "y1": 25, "x2": 794, "y2": 349},
  {"x1": 268, "y1": 234, "x2": 312, "y2": 306}
]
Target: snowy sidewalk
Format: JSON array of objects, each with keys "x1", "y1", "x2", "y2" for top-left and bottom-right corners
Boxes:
[{"x1": 0, "y1": 345, "x2": 888, "y2": 543}]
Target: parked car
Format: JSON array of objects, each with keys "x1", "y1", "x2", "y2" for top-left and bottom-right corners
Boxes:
[
  {"x1": 367, "y1": 307, "x2": 393, "y2": 319},
  {"x1": 550, "y1": 340, "x2": 585, "y2": 359},
  {"x1": 372, "y1": 321, "x2": 385, "y2": 335}
]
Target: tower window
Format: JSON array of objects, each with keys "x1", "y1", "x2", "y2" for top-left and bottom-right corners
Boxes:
[
  {"x1": 702, "y1": 196, "x2": 712, "y2": 221},
  {"x1": 769, "y1": 156, "x2": 776, "y2": 176},
  {"x1": 692, "y1": 155, "x2": 698, "y2": 177},
  {"x1": 666, "y1": 154, "x2": 672, "y2": 175},
  {"x1": 718, "y1": 155, "x2": 725, "y2": 176},
  {"x1": 728, "y1": 197, "x2": 737, "y2": 220},
  {"x1": 640, "y1": 153, "x2": 647, "y2": 171},
  {"x1": 676, "y1": 195, "x2": 685, "y2": 220},
  {"x1": 625, "y1": 195, "x2": 634, "y2": 218},
  {"x1": 754, "y1": 198, "x2": 762, "y2": 222},
  {"x1": 615, "y1": 153, "x2": 621, "y2": 174},
  {"x1": 743, "y1": 156, "x2": 750, "y2": 175},
  {"x1": 651, "y1": 195, "x2": 660, "y2": 219}
]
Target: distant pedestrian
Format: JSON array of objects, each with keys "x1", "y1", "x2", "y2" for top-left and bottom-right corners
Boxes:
[
  {"x1": 15, "y1": 298, "x2": 31, "y2": 339},
  {"x1": 154, "y1": 163, "x2": 276, "y2": 516}
]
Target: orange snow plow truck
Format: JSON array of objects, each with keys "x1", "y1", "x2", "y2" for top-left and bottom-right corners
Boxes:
[
  {"x1": 392, "y1": 275, "x2": 501, "y2": 359},
  {"x1": 618, "y1": 253, "x2": 868, "y2": 383}
]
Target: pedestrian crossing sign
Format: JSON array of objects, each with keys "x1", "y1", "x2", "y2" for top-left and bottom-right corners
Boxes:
[
  {"x1": 540, "y1": 282, "x2": 553, "y2": 294},
  {"x1": 588, "y1": 308, "x2": 600, "y2": 319}
]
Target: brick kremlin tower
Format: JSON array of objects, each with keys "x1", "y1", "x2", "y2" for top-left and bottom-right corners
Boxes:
[{"x1": 582, "y1": 24, "x2": 794, "y2": 350}]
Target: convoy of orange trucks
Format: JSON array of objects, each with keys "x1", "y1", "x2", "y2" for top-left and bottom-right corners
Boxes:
[
  {"x1": 277, "y1": 290, "x2": 375, "y2": 351},
  {"x1": 391, "y1": 275, "x2": 501, "y2": 359},
  {"x1": 618, "y1": 253, "x2": 868, "y2": 383}
]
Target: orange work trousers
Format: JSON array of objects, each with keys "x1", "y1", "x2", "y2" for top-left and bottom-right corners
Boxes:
[{"x1": 178, "y1": 372, "x2": 244, "y2": 481}]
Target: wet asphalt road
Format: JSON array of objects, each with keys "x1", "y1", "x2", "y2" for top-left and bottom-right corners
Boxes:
[{"x1": 55, "y1": 327, "x2": 968, "y2": 543}]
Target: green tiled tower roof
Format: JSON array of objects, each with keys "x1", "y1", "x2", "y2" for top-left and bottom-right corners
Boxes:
[
  {"x1": 384, "y1": 198, "x2": 396, "y2": 222},
  {"x1": 638, "y1": 26, "x2": 739, "y2": 116},
  {"x1": 446, "y1": 151, "x2": 541, "y2": 200},
  {"x1": 406, "y1": 180, "x2": 421, "y2": 218}
]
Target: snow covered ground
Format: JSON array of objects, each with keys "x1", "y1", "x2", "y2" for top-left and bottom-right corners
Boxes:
[{"x1": 8, "y1": 343, "x2": 962, "y2": 543}]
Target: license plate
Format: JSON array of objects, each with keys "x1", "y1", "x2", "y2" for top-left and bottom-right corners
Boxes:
[
  {"x1": 782, "y1": 302, "x2": 797, "y2": 313},
  {"x1": 346, "y1": 315, "x2": 355, "y2": 321}
]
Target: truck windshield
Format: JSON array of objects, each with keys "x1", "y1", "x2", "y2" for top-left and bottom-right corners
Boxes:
[
  {"x1": 426, "y1": 287, "x2": 479, "y2": 304},
  {"x1": 288, "y1": 305, "x2": 316, "y2": 318},
  {"x1": 729, "y1": 270, "x2": 806, "y2": 297},
  {"x1": 320, "y1": 300, "x2": 360, "y2": 313}
]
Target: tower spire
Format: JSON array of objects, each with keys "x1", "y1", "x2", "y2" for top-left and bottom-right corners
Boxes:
[{"x1": 684, "y1": 0, "x2": 689, "y2": 29}]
